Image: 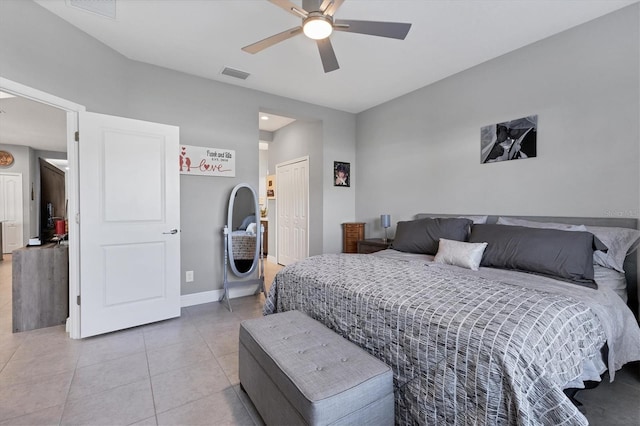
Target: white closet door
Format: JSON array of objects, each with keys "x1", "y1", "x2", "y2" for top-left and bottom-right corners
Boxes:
[
  {"x1": 1, "y1": 173, "x2": 24, "y2": 253},
  {"x1": 276, "y1": 157, "x2": 309, "y2": 266}
]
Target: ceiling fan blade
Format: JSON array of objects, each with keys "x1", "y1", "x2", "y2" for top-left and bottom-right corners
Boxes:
[
  {"x1": 334, "y1": 19, "x2": 412, "y2": 40},
  {"x1": 316, "y1": 38, "x2": 339, "y2": 73},
  {"x1": 242, "y1": 27, "x2": 303, "y2": 54},
  {"x1": 269, "y1": 0, "x2": 308, "y2": 18},
  {"x1": 320, "y1": 0, "x2": 344, "y2": 17}
]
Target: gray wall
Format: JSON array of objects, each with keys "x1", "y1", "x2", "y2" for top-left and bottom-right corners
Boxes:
[
  {"x1": 355, "y1": 4, "x2": 640, "y2": 238},
  {"x1": 0, "y1": 0, "x2": 357, "y2": 296},
  {"x1": 0, "y1": 1, "x2": 129, "y2": 117}
]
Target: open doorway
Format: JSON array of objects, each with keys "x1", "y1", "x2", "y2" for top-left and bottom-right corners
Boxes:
[
  {"x1": 2, "y1": 78, "x2": 183, "y2": 340},
  {"x1": 0, "y1": 91, "x2": 67, "y2": 249},
  {"x1": 0, "y1": 90, "x2": 69, "y2": 334},
  {"x1": 0, "y1": 77, "x2": 83, "y2": 338},
  {"x1": 258, "y1": 111, "x2": 296, "y2": 265}
]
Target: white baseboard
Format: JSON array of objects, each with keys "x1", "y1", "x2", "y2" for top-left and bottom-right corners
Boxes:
[{"x1": 180, "y1": 285, "x2": 261, "y2": 308}]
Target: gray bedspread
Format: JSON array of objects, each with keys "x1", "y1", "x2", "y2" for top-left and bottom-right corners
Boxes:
[{"x1": 264, "y1": 253, "x2": 640, "y2": 425}]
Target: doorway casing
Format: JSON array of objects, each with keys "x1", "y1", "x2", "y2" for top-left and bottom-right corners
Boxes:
[{"x1": 0, "y1": 77, "x2": 85, "y2": 339}]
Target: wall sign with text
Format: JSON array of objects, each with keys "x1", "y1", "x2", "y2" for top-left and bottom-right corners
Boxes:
[{"x1": 179, "y1": 145, "x2": 236, "y2": 177}]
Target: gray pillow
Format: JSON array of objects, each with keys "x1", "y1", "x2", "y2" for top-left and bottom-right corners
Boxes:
[
  {"x1": 238, "y1": 214, "x2": 256, "y2": 230},
  {"x1": 391, "y1": 217, "x2": 472, "y2": 255},
  {"x1": 469, "y1": 224, "x2": 606, "y2": 286}
]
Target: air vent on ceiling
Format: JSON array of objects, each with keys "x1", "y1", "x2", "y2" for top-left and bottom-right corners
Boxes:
[
  {"x1": 221, "y1": 67, "x2": 250, "y2": 80},
  {"x1": 68, "y1": 0, "x2": 116, "y2": 19}
]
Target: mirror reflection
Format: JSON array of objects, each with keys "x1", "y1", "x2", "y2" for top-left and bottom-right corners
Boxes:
[
  {"x1": 227, "y1": 184, "x2": 260, "y2": 276},
  {"x1": 220, "y1": 183, "x2": 265, "y2": 311}
]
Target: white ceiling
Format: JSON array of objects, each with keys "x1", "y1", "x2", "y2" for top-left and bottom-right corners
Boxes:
[
  {"x1": 33, "y1": 0, "x2": 638, "y2": 114},
  {"x1": 0, "y1": 94, "x2": 67, "y2": 151},
  {"x1": 259, "y1": 112, "x2": 297, "y2": 132}
]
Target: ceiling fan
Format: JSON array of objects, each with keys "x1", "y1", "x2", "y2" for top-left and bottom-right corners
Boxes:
[{"x1": 242, "y1": 0, "x2": 412, "y2": 73}]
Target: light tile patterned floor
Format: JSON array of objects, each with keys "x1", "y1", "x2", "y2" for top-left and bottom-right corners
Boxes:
[
  {"x1": 0, "y1": 254, "x2": 282, "y2": 425},
  {"x1": 1, "y1": 255, "x2": 639, "y2": 425}
]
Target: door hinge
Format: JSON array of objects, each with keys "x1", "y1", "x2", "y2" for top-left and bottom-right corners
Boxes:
[
  {"x1": 75, "y1": 131, "x2": 79, "y2": 142},
  {"x1": 76, "y1": 295, "x2": 81, "y2": 305},
  {"x1": 75, "y1": 213, "x2": 80, "y2": 224}
]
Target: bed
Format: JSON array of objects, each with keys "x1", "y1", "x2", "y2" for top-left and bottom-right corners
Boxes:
[{"x1": 264, "y1": 214, "x2": 640, "y2": 425}]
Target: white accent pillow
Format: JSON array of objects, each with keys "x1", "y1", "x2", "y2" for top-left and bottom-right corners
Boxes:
[
  {"x1": 434, "y1": 238, "x2": 488, "y2": 271},
  {"x1": 245, "y1": 222, "x2": 257, "y2": 235}
]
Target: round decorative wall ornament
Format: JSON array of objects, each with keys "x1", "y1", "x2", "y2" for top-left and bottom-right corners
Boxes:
[{"x1": 0, "y1": 150, "x2": 14, "y2": 167}]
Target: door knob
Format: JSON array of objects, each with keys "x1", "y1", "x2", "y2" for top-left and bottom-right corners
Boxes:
[{"x1": 163, "y1": 229, "x2": 178, "y2": 235}]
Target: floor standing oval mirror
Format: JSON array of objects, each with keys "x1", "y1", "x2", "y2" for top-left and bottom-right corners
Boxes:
[{"x1": 219, "y1": 183, "x2": 265, "y2": 311}]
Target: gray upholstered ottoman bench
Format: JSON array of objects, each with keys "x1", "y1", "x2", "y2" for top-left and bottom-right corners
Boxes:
[{"x1": 239, "y1": 310, "x2": 394, "y2": 425}]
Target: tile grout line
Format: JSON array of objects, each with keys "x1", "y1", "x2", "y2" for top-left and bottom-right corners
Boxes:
[
  {"x1": 148, "y1": 311, "x2": 237, "y2": 421},
  {"x1": 56, "y1": 330, "x2": 83, "y2": 426},
  {"x1": 196, "y1": 309, "x2": 258, "y2": 424},
  {"x1": 141, "y1": 324, "x2": 160, "y2": 425}
]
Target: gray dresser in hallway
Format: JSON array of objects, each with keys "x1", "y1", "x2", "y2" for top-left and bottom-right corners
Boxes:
[{"x1": 12, "y1": 243, "x2": 69, "y2": 332}]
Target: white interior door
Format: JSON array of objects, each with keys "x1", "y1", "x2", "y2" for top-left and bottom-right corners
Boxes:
[
  {"x1": 1, "y1": 173, "x2": 24, "y2": 253},
  {"x1": 79, "y1": 112, "x2": 180, "y2": 338},
  {"x1": 276, "y1": 157, "x2": 309, "y2": 266}
]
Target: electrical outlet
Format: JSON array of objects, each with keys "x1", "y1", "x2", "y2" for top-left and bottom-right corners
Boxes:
[{"x1": 185, "y1": 270, "x2": 194, "y2": 282}]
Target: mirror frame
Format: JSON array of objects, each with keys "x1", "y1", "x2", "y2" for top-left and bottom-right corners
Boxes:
[{"x1": 227, "y1": 183, "x2": 261, "y2": 278}]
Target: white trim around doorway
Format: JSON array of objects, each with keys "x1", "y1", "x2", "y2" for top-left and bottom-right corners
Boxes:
[{"x1": 0, "y1": 77, "x2": 86, "y2": 339}]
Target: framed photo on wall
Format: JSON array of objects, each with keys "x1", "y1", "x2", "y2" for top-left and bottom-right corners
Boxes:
[
  {"x1": 334, "y1": 161, "x2": 350, "y2": 187},
  {"x1": 266, "y1": 174, "x2": 275, "y2": 199},
  {"x1": 480, "y1": 115, "x2": 537, "y2": 164}
]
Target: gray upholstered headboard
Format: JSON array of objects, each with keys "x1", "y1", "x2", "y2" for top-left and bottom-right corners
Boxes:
[{"x1": 415, "y1": 214, "x2": 639, "y2": 317}]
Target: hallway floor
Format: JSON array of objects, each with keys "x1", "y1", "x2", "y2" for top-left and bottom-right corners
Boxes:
[{"x1": 0, "y1": 254, "x2": 638, "y2": 425}]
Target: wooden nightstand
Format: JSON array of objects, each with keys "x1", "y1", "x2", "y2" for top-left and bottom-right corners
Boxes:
[
  {"x1": 342, "y1": 223, "x2": 365, "y2": 253},
  {"x1": 357, "y1": 238, "x2": 393, "y2": 254}
]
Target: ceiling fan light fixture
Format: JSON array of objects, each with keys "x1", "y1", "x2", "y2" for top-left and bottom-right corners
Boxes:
[
  {"x1": 242, "y1": 0, "x2": 412, "y2": 73},
  {"x1": 303, "y1": 13, "x2": 333, "y2": 40}
]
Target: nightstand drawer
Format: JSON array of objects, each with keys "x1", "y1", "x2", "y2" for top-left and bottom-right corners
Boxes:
[
  {"x1": 345, "y1": 229, "x2": 362, "y2": 238},
  {"x1": 342, "y1": 223, "x2": 365, "y2": 253}
]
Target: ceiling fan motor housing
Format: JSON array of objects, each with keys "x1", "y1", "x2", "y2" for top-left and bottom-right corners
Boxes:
[{"x1": 303, "y1": 11, "x2": 334, "y2": 40}]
